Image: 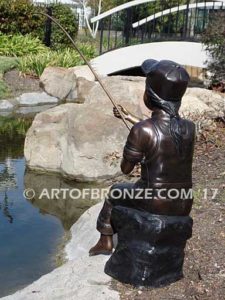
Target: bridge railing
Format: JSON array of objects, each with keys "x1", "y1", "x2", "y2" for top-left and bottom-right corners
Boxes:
[{"x1": 93, "y1": 0, "x2": 225, "y2": 55}]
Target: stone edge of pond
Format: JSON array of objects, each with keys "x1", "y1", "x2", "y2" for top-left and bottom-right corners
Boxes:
[{"x1": 1, "y1": 202, "x2": 120, "y2": 300}]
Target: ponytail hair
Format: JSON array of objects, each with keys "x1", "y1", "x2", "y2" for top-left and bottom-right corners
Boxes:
[{"x1": 146, "y1": 87, "x2": 183, "y2": 156}]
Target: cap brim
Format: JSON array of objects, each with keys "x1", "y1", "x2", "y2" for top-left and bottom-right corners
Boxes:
[{"x1": 141, "y1": 59, "x2": 158, "y2": 76}]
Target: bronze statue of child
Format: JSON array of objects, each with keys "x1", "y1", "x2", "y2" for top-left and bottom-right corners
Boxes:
[{"x1": 89, "y1": 59, "x2": 195, "y2": 257}]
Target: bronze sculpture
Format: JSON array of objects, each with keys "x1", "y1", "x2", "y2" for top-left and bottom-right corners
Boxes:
[{"x1": 89, "y1": 59, "x2": 196, "y2": 287}]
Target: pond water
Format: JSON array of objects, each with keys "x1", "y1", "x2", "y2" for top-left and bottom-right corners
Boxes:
[{"x1": 0, "y1": 138, "x2": 99, "y2": 298}]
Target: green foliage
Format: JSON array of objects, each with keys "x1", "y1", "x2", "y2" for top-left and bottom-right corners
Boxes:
[
  {"x1": 0, "y1": 56, "x2": 18, "y2": 74},
  {"x1": 101, "y1": 0, "x2": 127, "y2": 11},
  {"x1": 0, "y1": 116, "x2": 32, "y2": 138},
  {"x1": 19, "y1": 44, "x2": 96, "y2": 77},
  {"x1": 202, "y1": 12, "x2": 225, "y2": 85},
  {"x1": 0, "y1": 0, "x2": 44, "y2": 37},
  {"x1": 0, "y1": 34, "x2": 47, "y2": 57},
  {"x1": 0, "y1": 0, "x2": 79, "y2": 49},
  {"x1": 50, "y1": 3, "x2": 79, "y2": 49},
  {"x1": 77, "y1": 31, "x2": 100, "y2": 48}
]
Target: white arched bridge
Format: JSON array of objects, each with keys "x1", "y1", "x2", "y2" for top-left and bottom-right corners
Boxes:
[{"x1": 90, "y1": 0, "x2": 225, "y2": 75}]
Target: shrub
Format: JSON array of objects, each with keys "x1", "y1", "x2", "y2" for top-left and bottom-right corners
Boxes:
[
  {"x1": 0, "y1": 34, "x2": 47, "y2": 57},
  {"x1": 19, "y1": 44, "x2": 96, "y2": 77},
  {"x1": 0, "y1": 0, "x2": 44, "y2": 37},
  {"x1": 50, "y1": 3, "x2": 79, "y2": 49},
  {"x1": 202, "y1": 12, "x2": 225, "y2": 87},
  {"x1": 0, "y1": 0, "x2": 79, "y2": 49}
]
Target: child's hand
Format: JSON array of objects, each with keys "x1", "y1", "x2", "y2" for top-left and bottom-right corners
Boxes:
[{"x1": 113, "y1": 105, "x2": 129, "y2": 119}]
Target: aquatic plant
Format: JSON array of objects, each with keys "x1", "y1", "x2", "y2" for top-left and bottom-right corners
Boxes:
[{"x1": 0, "y1": 116, "x2": 32, "y2": 139}]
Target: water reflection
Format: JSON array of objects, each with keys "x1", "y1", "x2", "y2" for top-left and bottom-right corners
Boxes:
[
  {"x1": 0, "y1": 157, "x2": 17, "y2": 224},
  {"x1": 0, "y1": 193, "x2": 13, "y2": 224},
  {"x1": 0, "y1": 137, "x2": 101, "y2": 297},
  {"x1": 24, "y1": 170, "x2": 101, "y2": 230},
  {"x1": 0, "y1": 158, "x2": 17, "y2": 190}
]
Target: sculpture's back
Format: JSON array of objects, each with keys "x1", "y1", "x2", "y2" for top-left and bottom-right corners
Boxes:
[
  {"x1": 90, "y1": 59, "x2": 196, "y2": 288},
  {"x1": 105, "y1": 60, "x2": 196, "y2": 287}
]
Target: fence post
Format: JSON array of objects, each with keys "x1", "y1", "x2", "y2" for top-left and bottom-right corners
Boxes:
[
  {"x1": 99, "y1": 20, "x2": 104, "y2": 55},
  {"x1": 44, "y1": 6, "x2": 52, "y2": 47},
  {"x1": 183, "y1": 0, "x2": 190, "y2": 38},
  {"x1": 124, "y1": 8, "x2": 132, "y2": 45}
]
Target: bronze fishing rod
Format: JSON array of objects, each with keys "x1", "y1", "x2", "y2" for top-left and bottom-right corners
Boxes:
[{"x1": 37, "y1": 12, "x2": 131, "y2": 131}]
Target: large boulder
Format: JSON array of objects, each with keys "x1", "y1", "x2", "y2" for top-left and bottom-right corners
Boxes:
[
  {"x1": 71, "y1": 77, "x2": 97, "y2": 104},
  {"x1": 40, "y1": 67, "x2": 77, "y2": 101},
  {"x1": 24, "y1": 91, "x2": 142, "y2": 181},
  {"x1": 140, "y1": 87, "x2": 225, "y2": 119},
  {"x1": 40, "y1": 66, "x2": 97, "y2": 102},
  {"x1": 185, "y1": 87, "x2": 225, "y2": 118},
  {"x1": 24, "y1": 74, "x2": 225, "y2": 182},
  {"x1": 69, "y1": 65, "x2": 96, "y2": 82},
  {"x1": 78, "y1": 76, "x2": 145, "y2": 106},
  {"x1": 180, "y1": 95, "x2": 215, "y2": 117}
]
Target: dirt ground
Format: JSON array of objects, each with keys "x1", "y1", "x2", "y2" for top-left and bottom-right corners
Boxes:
[{"x1": 112, "y1": 120, "x2": 225, "y2": 300}]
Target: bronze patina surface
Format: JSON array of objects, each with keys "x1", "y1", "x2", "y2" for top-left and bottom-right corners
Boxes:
[{"x1": 89, "y1": 60, "x2": 196, "y2": 287}]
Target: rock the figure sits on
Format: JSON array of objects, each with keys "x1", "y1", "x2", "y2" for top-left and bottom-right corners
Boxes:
[{"x1": 89, "y1": 60, "x2": 196, "y2": 287}]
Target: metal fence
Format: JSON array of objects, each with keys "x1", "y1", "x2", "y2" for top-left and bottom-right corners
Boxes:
[{"x1": 96, "y1": 0, "x2": 225, "y2": 54}]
